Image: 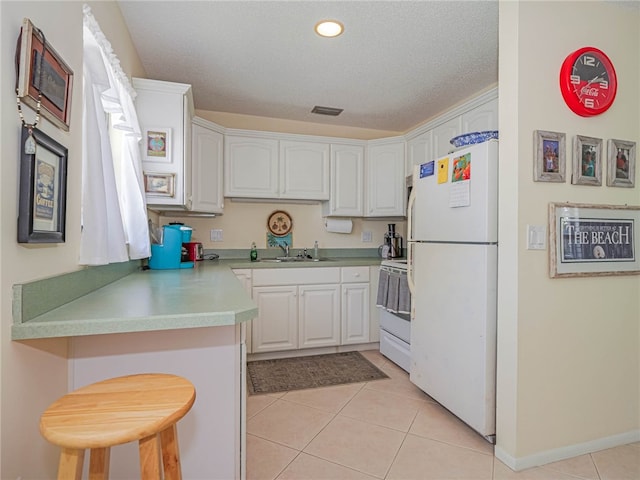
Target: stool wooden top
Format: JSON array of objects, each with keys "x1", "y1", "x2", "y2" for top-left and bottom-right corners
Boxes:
[{"x1": 40, "y1": 373, "x2": 196, "y2": 449}]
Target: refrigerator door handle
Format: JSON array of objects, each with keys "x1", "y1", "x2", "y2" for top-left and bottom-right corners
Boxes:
[
  {"x1": 407, "y1": 241, "x2": 415, "y2": 296},
  {"x1": 407, "y1": 186, "x2": 416, "y2": 297},
  {"x1": 407, "y1": 185, "x2": 416, "y2": 243}
]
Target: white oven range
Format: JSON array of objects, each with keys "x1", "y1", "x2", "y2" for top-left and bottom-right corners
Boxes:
[{"x1": 376, "y1": 259, "x2": 410, "y2": 372}]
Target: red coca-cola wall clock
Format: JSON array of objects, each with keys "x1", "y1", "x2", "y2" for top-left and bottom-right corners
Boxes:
[{"x1": 559, "y1": 47, "x2": 617, "y2": 117}]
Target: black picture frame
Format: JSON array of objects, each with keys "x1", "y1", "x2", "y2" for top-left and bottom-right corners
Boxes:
[{"x1": 18, "y1": 127, "x2": 68, "y2": 243}]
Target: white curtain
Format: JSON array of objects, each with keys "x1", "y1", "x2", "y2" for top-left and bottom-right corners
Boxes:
[{"x1": 80, "y1": 5, "x2": 150, "y2": 265}]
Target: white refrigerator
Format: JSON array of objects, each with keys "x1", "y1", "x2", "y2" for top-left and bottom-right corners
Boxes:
[{"x1": 407, "y1": 139, "x2": 498, "y2": 441}]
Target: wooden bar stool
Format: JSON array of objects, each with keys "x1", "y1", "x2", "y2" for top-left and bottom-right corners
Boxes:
[{"x1": 39, "y1": 373, "x2": 196, "y2": 480}]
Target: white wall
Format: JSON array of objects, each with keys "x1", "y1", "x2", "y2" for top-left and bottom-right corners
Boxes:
[
  {"x1": 497, "y1": 0, "x2": 640, "y2": 469},
  {"x1": 0, "y1": 2, "x2": 144, "y2": 477}
]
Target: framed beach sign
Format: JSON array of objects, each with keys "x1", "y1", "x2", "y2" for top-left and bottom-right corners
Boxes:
[{"x1": 549, "y1": 202, "x2": 640, "y2": 278}]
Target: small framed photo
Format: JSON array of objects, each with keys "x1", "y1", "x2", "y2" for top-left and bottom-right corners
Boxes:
[
  {"x1": 534, "y1": 130, "x2": 566, "y2": 182},
  {"x1": 18, "y1": 128, "x2": 68, "y2": 243},
  {"x1": 144, "y1": 172, "x2": 175, "y2": 197},
  {"x1": 607, "y1": 139, "x2": 635, "y2": 188},
  {"x1": 144, "y1": 128, "x2": 171, "y2": 163},
  {"x1": 16, "y1": 18, "x2": 73, "y2": 131},
  {"x1": 573, "y1": 135, "x2": 603, "y2": 186}
]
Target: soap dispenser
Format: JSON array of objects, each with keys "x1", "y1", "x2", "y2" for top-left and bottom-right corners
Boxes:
[{"x1": 250, "y1": 242, "x2": 258, "y2": 262}]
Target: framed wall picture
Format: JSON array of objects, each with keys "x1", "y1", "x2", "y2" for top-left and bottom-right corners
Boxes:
[
  {"x1": 16, "y1": 18, "x2": 73, "y2": 131},
  {"x1": 549, "y1": 202, "x2": 640, "y2": 278},
  {"x1": 607, "y1": 139, "x2": 635, "y2": 188},
  {"x1": 144, "y1": 128, "x2": 171, "y2": 163},
  {"x1": 144, "y1": 172, "x2": 175, "y2": 197},
  {"x1": 534, "y1": 130, "x2": 566, "y2": 182},
  {"x1": 572, "y1": 135, "x2": 602, "y2": 186},
  {"x1": 18, "y1": 128, "x2": 68, "y2": 243}
]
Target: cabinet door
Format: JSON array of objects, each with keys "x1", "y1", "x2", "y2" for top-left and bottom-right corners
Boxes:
[
  {"x1": 407, "y1": 131, "x2": 433, "y2": 178},
  {"x1": 341, "y1": 283, "x2": 370, "y2": 344},
  {"x1": 233, "y1": 269, "x2": 252, "y2": 353},
  {"x1": 134, "y1": 78, "x2": 193, "y2": 208},
  {"x1": 366, "y1": 141, "x2": 406, "y2": 217},
  {"x1": 299, "y1": 285, "x2": 340, "y2": 348},
  {"x1": 462, "y1": 98, "x2": 498, "y2": 133},
  {"x1": 251, "y1": 286, "x2": 297, "y2": 353},
  {"x1": 432, "y1": 117, "x2": 462, "y2": 158},
  {"x1": 224, "y1": 135, "x2": 279, "y2": 198},
  {"x1": 279, "y1": 140, "x2": 330, "y2": 200},
  {"x1": 324, "y1": 144, "x2": 364, "y2": 216},
  {"x1": 192, "y1": 120, "x2": 223, "y2": 213}
]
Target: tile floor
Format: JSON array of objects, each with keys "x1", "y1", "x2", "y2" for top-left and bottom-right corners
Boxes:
[{"x1": 247, "y1": 350, "x2": 640, "y2": 480}]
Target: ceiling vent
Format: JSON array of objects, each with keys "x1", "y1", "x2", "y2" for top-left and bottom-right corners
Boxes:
[{"x1": 311, "y1": 105, "x2": 344, "y2": 116}]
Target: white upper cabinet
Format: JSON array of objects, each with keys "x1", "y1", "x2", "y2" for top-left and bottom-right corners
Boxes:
[
  {"x1": 406, "y1": 130, "x2": 433, "y2": 178},
  {"x1": 365, "y1": 140, "x2": 406, "y2": 217},
  {"x1": 322, "y1": 143, "x2": 365, "y2": 217},
  {"x1": 462, "y1": 97, "x2": 498, "y2": 133},
  {"x1": 432, "y1": 117, "x2": 462, "y2": 159},
  {"x1": 224, "y1": 135, "x2": 329, "y2": 200},
  {"x1": 134, "y1": 78, "x2": 194, "y2": 210},
  {"x1": 192, "y1": 117, "x2": 224, "y2": 214},
  {"x1": 279, "y1": 140, "x2": 330, "y2": 200},
  {"x1": 224, "y1": 135, "x2": 279, "y2": 198}
]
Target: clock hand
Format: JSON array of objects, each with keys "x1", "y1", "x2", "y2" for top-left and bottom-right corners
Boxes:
[{"x1": 577, "y1": 73, "x2": 606, "y2": 99}]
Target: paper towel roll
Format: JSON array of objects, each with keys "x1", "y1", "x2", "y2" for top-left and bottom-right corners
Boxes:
[{"x1": 325, "y1": 218, "x2": 353, "y2": 234}]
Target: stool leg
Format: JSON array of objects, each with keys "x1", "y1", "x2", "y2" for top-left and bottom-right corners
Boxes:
[
  {"x1": 160, "y1": 423, "x2": 182, "y2": 480},
  {"x1": 58, "y1": 448, "x2": 84, "y2": 480},
  {"x1": 89, "y1": 447, "x2": 110, "y2": 480},
  {"x1": 139, "y1": 433, "x2": 162, "y2": 480}
]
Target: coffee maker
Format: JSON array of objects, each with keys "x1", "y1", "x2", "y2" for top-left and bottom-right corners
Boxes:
[
  {"x1": 148, "y1": 224, "x2": 195, "y2": 270},
  {"x1": 383, "y1": 223, "x2": 403, "y2": 259}
]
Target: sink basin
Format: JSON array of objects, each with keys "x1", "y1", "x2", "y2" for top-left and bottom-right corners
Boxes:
[{"x1": 258, "y1": 257, "x2": 333, "y2": 263}]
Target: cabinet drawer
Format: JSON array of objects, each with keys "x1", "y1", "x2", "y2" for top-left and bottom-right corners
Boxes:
[
  {"x1": 252, "y1": 267, "x2": 340, "y2": 286},
  {"x1": 341, "y1": 267, "x2": 370, "y2": 283}
]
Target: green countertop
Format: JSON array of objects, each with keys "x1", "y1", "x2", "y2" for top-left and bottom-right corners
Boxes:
[{"x1": 11, "y1": 257, "x2": 382, "y2": 341}]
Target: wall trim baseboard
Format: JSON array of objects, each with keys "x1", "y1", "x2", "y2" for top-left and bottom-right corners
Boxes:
[{"x1": 495, "y1": 429, "x2": 640, "y2": 471}]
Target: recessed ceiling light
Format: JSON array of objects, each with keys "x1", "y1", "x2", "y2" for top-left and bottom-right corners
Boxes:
[{"x1": 315, "y1": 20, "x2": 344, "y2": 38}]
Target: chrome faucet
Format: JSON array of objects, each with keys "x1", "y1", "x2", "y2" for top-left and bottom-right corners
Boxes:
[{"x1": 279, "y1": 242, "x2": 290, "y2": 257}]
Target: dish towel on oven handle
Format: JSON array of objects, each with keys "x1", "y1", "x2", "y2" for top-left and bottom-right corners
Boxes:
[{"x1": 376, "y1": 270, "x2": 410, "y2": 314}]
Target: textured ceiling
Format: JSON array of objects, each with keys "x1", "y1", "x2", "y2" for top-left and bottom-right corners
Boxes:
[{"x1": 117, "y1": 1, "x2": 499, "y2": 133}]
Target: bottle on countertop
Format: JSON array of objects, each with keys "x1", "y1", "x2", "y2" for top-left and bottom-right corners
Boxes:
[
  {"x1": 250, "y1": 242, "x2": 258, "y2": 262},
  {"x1": 314, "y1": 240, "x2": 319, "y2": 260}
]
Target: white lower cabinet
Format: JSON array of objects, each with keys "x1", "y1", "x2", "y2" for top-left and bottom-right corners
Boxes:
[
  {"x1": 233, "y1": 269, "x2": 253, "y2": 353},
  {"x1": 341, "y1": 283, "x2": 369, "y2": 344},
  {"x1": 299, "y1": 284, "x2": 340, "y2": 348},
  {"x1": 252, "y1": 286, "x2": 298, "y2": 353},
  {"x1": 250, "y1": 266, "x2": 373, "y2": 354},
  {"x1": 341, "y1": 267, "x2": 370, "y2": 345}
]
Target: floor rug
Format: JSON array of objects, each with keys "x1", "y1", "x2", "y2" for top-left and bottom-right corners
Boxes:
[{"x1": 247, "y1": 351, "x2": 389, "y2": 395}]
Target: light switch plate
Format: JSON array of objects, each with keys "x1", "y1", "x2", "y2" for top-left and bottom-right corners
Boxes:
[
  {"x1": 526, "y1": 225, "x2": 546, "y2": 250},
  {"x1": 362, "y1": 231, "x2": 372, "y2": 242},
  {"x1": 210, "y1": 229, "x2": 223, "y2": 242}
]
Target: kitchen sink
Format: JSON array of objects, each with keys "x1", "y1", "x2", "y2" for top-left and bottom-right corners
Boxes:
[{"x1": 258, "y1": 257, "x2": 333, "y2": 263}]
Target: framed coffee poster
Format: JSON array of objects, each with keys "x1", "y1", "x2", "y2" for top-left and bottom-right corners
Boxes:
[{"x1": 549, "y1": 202, "x2": 640, "y2": 278}]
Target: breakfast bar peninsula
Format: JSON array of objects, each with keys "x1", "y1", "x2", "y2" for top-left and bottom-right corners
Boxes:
[{"x1": 12, "y1": 261, "x2": 257, "y2": 479}]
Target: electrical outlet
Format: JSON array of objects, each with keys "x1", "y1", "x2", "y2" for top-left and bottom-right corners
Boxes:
[
  {"x1": 210, "y1": 229, "x2": 223, "y2": 242},
  {"x1": 361, "y1": 231, "x2": 372, "y2": 242}
]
